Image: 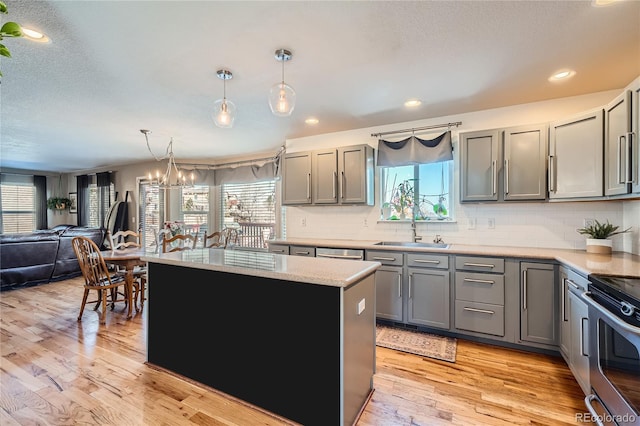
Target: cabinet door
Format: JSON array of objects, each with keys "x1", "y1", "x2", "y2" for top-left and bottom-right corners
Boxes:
[
  {"x1": 503, "y1": 124, "x2": 547, "y2": 200},
  {"x1": 312, "y1": 149, "x2": 338, "y2": 204},
  {"x1": 632, "y1": 78, "x2": 640, "y2": 194},
  {"x1": 407, "y1": 267, "x2": 450, "y2": 329},
  {"x1": 559, "y1": 267, "x2": 570, "y2": 359},
  {"x1": 460, "y1": 129, "x2": 500, "y2": 202},
  {"x1": 338, "y1": 145, "x2": 374, "y2": 205},
  {"x1": 289, "y1": 246, "x2": 315, "y2": 257},
  {"x1": 520, "y1": 262, "x2": 558, "y2": 347},
  {"x1": 604, "y1": 90, "x2": 632, "y2": 196},
  {"x1": 568, "y1": 289, "x2": 590, "y2": 395},
  {"x1": 282, "y1": 152, "x2": 312, "y2": 205},
  {"x1": 268, "y1": 244, "x2": 289, "y2": 255},
  {"x1": 549, "y1": 109, "x2": 604, "y2": 199},
  {"x1": 375, "y1": 266, "x2": 403, "y2": 322}
]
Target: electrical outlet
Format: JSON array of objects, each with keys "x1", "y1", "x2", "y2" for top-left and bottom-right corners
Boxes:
[
  {"x1": 488, "y1": 218, "x2": 495, "y2": 229},
  {"x1": 363, "y1": 218, "x2": 368, "y2": 227},
  {"x1": 584, "y1": 218, "x2": 594, "y2": 228},
  {"x1": 301, "y1": 217, "x2": 306, "y2": 227},
  {"x1": 468, "y1": 218, "x2": 476, "y2": 230}
]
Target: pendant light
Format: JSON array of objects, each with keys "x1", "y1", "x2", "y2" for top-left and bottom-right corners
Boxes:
[
  {"x1": 213, "y1": 69, "x2": 236, "y2": 128},
  {"x1": 268, "y1": 49, "x2": 296, "y2": 117}
]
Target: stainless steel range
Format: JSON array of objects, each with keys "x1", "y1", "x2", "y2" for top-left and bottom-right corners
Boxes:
[{"x1": 582, "y1": 274, "x2": 640, "y2": 426}]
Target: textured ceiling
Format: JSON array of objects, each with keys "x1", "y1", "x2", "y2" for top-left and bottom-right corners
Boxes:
[{"x1": 1, "y1": 0, "x2": 639, "y2": 173}]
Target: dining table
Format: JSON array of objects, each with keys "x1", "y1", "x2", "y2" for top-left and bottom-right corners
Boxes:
[{"x1": 100, "y1": 247, "x2": 147, "y2": 319}]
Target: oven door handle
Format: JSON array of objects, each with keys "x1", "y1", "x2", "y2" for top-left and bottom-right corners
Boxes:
[
  {"x1": 581, "y1": 291, "x2": 640, "y2": 335},
  {"x1": 584, "y1": 394, "x2": 608, "y2": 426}
]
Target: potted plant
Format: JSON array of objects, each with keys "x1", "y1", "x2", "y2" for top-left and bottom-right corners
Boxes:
[
  {"x1": 47, "y1": 196, "x2": 72, "y2": 211},
  {"x1": 577, "y1": 219, "x2": 631, "y2": 254}
]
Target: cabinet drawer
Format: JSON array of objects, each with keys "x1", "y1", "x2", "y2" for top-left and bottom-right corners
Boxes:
[
  {"x1": 268, "y1": 244, "x2": 289, "y2": 255},
  {"x1": 289, "y1": 246, "x2": 315, "y2": 257},
  {"x1": 365, "y1": 250, "x2": 403, "y2": 266},
  {"x1": 455, "y1": 256, "x2": 504, "y2": 273},
  {"x1": 455, "y1": 300, "x2": 505, "y2": 337},
  {"x1": 455, "y1": 272, "x2": 504, "y2": 305},
  {"x1": 406, "y1": 253, "x2": 449, "y2": 269}
]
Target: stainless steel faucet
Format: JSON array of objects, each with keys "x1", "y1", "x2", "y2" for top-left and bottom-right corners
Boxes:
[
  {"x1": 411, "y1": 216, "x2": 422, "y2": 242},
  {"x1": 433, "y1": 234, "x2": 444, "y2": 244}
]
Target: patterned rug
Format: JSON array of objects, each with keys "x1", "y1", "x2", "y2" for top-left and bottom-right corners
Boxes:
[{"x1": 376, "y1": 324, "x2": 457, "y2": 363}]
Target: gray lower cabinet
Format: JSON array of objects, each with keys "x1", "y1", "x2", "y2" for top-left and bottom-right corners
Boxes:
[
  {"x1": 407, "y1": 253, "x2": 450, "y2": 330},
  {"x1": 454, "y1": 255, "x2": 506, "y2": 338},
  {"x1": 560, "y1": 266, "x2": 590, "y2": 396},
  {"x1": 366, "y1": 250, "x2": 404, "y2": 322},
  {"x1": 519, "y1": 261, "x2": 559, "y2": 348}
]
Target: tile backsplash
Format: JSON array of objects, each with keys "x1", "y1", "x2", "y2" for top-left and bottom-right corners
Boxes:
[{"x1": 285, "y1": 199, "x2": 639, "y2": 255}]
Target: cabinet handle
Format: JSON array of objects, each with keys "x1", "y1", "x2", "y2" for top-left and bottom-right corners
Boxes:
[
  {"x1": 580, "y1": 317, "x2": 589, "y2": 357},
  {"x1": 373, "y1": 256, "x2": 396, "y2": 261},
  {"x1": 463, "y1": 307, "x2": 495, "y2": 315},
  {"x1": 294, "y1": 251, "x2": 309, "y2": 255},
  {"x1": 491, "y1": 160, "x2": 497, "y2": 195},
  {"x1": 316, "y1": 253, "x2": 363, "y2": 259},
  {"x1": 332, "y1": 171, "x2": 337, "y2": 199},
  {"x1": 504, "y1": 159, "x2": 509, "y2": 194},
  {"x1": 408, "y1": 274, "x2": 412, "y2": 299},
  {"x1": 624, "y1": 132, "x2": 633, "y2": 183},
  {"x1": 632, "y1": 131, "x2": 638, "y2": 184},
  {"x1": 414, "y1": 259, "x2": 439, "y2": 264},
  {"x1": 548, "y1": 155, "x2": 555, "y2": 193},
  {"x1": 567, "y1": 279, "x2": 580, "y2": 290},
  {"x1": 272, "y1": 249, "x2": 285, "y2": 253},
  {"x1": 618, "y1": 135, "x2": 628, "y2": 184},
  {"x1": 463, "y1": 262, "x2": 495, "y2": 269},
  {"x1": 463, "y1": 278, "x2": 494, "y2": 284},
  {"x1": 398, "y1": 274, "x2": 402, "y2": 298},
  {"x1": 522, "y1": 269, "x2": 528, "y2": 310},
  {"x1": 306, "y1": 173, "x2": 311, "y2": 200},
  {"x1": 341, "y1": 170, "x2": 345, "y2": 200},
  {"x1": 561, "y1": 278, "x2": 567, "y2": 322}
]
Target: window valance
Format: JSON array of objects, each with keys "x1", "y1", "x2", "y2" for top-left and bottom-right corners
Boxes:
[{"x1": 377, "y1": 131, "x2": 453, "y2": 167}]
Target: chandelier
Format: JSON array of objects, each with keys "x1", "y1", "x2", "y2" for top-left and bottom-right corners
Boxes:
[{"x1": 141, "y1": 129, "x2": 194, "y2": 189}]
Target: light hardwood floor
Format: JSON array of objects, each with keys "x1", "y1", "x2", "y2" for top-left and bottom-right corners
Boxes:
[{"x1": 1, "y1": 277, "x2": 587, "y2": 425}]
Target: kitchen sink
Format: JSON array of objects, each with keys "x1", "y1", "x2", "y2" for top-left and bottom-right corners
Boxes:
[{"x1": 374, "y1": 241, "x2": 450, "y2": 249}]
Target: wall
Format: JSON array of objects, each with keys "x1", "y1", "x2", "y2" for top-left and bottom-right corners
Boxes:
[{"x1": 283, "y1": 89, "x2": 640, "y2": 255}]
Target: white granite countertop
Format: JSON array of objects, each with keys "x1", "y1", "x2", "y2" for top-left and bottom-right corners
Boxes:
[
  {"x1": 269, "y1": 238, "x2": 640, "y2": 278},
  {"x1": 141, "y1": 248, "x2": 381, "y2": 288}
]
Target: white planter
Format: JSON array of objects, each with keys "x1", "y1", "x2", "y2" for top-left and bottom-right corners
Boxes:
[{"x1": 585, "y1": 238, "x2": 612, "y2": 254}]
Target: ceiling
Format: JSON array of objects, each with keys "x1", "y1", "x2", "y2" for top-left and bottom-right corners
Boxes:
[{"x1": 1, "y1": 1, "x2": 639, "y2": 174}]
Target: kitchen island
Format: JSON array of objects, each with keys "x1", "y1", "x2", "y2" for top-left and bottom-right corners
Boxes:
[{"x1": 141, "y1": 248, "x2": 381, "y2": 426}]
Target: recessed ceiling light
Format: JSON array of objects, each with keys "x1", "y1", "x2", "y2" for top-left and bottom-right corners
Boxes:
[
  {"x1": 305, "y1": 117, "x2": 319, "y2": 125},
  {"x1": 592, "y1": 0, "x2": 624, "y2": 6},
  {"x1": 404, "y1": 99, "x2": 422, "y2": 108},
  {"x1": 548, "y1": 69, "x2": 576, "y2": 82},
  {"x1": 21, "y1": 27, "x2": 51, "y2": 43}
]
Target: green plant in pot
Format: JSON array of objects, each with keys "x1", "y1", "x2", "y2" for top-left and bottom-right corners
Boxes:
[
  {"x1": 47, "y1": 196, "x2": 72, "y2": 211},
  {"x1": 577, "y1": 219, "x2": 631, "y2": 254}
]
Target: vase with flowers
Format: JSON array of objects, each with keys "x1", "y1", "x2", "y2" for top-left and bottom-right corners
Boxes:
[
  {"x1": 164, "y1": 220, "x2": 185, "y2": 237},
  {"x1": 389, "y1": 179, "x2": 415, "y2": 220}
]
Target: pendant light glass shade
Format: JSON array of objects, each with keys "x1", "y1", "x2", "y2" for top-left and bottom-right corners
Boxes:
[
  {"x1": 213, "y1": 69, "x2": 236, "y2": 128},
  {"x1": 269, "y1": 49, "x2": 296, "y2": 117},
  {"x1": 269, "y1": 82, "x2": 296, "y2": 116}
]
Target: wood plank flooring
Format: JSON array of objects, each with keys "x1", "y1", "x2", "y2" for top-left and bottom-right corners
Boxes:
[{"x1": 1, "y1": 277, "x2": 587, "y2": 425}]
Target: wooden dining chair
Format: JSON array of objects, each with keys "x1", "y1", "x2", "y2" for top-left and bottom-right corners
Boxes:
[
  {"x1": 106, "y1": 229, "x2": 148, "y2": 311},
  {"x1": 162, "y1": 233, "x2": 197, "y2": 253},
  {"x1": 71, "y1": 236, "x2": 127, "y2": 324},
  {"x1": 204, "y1": 231, "x2": 224, "y2": 248}
]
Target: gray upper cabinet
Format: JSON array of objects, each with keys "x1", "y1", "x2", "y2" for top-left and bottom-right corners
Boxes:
[
  {"x1": 519, "y1": 262, "x2": 558, "y2": 348},
  {"x1": 460, "y1": 129, "x2": 500, "y2": 202},
  {"x1": 503, "y1": 124, "x2": 548, "y2": 201},
  {"x1": 282, "y1": 152, "x2": 312, "y2": 205},
  {"x1": 460, "y1": 124, "x2": 547, "y2": 202},
  {"x1": 549, "y1": 108, "x2": 604, "y2": 199},
  {"x1": 632, "y1": 77, "x2": 640, "y2": 194},
  {"x1": 604, "y1": 89, "x2": 633, "y2": 196},
  {"x1": 286, "y1": 145, "x2": 374, "y2": 206}
]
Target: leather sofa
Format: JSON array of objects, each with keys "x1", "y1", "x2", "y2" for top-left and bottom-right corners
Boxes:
[{"x1": 0, "y1": 225, "x2": 105, "y2": 291}]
